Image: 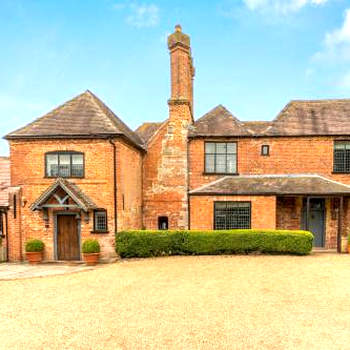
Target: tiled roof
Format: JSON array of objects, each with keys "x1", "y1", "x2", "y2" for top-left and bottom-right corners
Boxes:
[
  {"x1": 243, "y1": 121, "x2": 272, "y2": 135},
  {"x1": 0, "y1": 157, "x2": 10, "y2": 207},
  {"x1": 30, "y1": 178, "x2": 98, "y2": 212},
  {"x1": 5, "y1": 90, "x2": 144, "y2": 150},
  {"x1": 190, "y1": 99, "x2": 350, "y2": 138},
  {"x1": 135, "y1": 122, "x2": 163, "y2": 144},
  {"x1": 266, "y1": 99, "x2": 350, "y2": 136},
  {"x1": 189, "y1": 174, "x2": 350, "y2": 196},
  {"x1": 189, "y1": 105, "x2": 251, "y2": 137}
]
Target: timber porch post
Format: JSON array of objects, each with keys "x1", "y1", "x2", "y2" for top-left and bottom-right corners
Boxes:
[
  {"x1": 306, "y1": 196, "x2": 310, "y2": 231},
  {"x1": 337, "y1": 196, "x2": 344, "y2": 253}
]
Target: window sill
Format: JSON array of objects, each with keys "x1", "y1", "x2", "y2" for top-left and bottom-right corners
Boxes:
[
  {"x1": 90, "y1": 231, "x2": 109, "y2": 234},
  {"x1": 202, "y1": 172, "x2": 239, "y2": 176},
  {"x1": 45, "y1": 176, "x2": 84, "y2": 179}
]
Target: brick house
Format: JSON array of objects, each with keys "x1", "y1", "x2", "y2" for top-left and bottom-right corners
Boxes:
[{"x1": 3, "y1": 24, "x2": 350, "y2": 261}]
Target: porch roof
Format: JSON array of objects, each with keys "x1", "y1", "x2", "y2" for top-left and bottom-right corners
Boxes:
[
  {"x1": 189, "y1": 174, "x2": 350, "y2": 196},
  {"x1": 30, "y1": 178, "x2": 98, "y2": 212}
]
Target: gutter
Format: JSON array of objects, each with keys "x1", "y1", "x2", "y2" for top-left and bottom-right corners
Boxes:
[{"x1": 109, "y1": 139, "x2": 118, "y2": 234}]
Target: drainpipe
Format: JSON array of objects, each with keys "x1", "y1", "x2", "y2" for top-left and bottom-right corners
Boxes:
[
  {"x1": 5, "y1": 210, "x2": 8, "y2": 262},
  {"x1": 109, "y1": 139, "x2": 118, "y2": 234},
  {"x1": 187, "y1": 138, "x2": 191, "y2": 230}
]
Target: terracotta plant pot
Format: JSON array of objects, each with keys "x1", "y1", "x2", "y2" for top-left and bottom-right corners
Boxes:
[
  {"x1": 26, "y1": 251, "x2": 42, "y2": 264},
  {"x1": 83, "y1": 253, "x2": 100, "y2": 266}
]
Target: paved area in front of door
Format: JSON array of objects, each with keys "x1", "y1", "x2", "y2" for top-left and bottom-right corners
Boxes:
[{"x1": 0, "y1": 262, "x2": 96, "y2": 280}]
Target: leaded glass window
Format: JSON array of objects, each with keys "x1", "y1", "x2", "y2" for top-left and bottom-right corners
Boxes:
[
  {"x1": 205, "y1": 142, "x2": 237, "y2": 174},
  {"x1": 334, "y1": 142, "x2": 350, "y2": 173},
  {"x1": 45, "y1": 152, "x2": 84, "y2": 178},
  {"x1": 214, "y1": 202, "x2": 251, "y2": 229},
  {"x1": 94, "y1": 210, "x2": 108, "y2": 232}
]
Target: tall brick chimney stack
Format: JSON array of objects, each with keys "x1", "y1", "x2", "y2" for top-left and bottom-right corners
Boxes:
[
  {"x1": 140, "y1": 25, "x2": 195, "y2": 230},
  {"x1": 167, "y1": 24, "x2": 195, "y2": 117}
]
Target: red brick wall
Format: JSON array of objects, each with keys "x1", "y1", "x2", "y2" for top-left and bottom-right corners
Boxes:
[
  {"x1": 276, "y1": 197, "x2": 302, "y2": 230},
  {"x1": 7, "y1": 187, "x2": 22, "y2": 261},
  {"x1": 116, "y1": 140, "x2": 143, "y2": 231},
  {"x1": 189, "y1": 136, "x2": 350, "y2": 190},
  {"x1": 142, "y1": 104, "x2": 192, "y2": 229},
  {"x1": 7, "y1": 138, "x2": 142, "y2": 261},
  {"x1": 190, "y1": 195, "x2": 276, "y2": 230}
]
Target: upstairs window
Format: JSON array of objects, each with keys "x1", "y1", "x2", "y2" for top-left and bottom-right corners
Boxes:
[
  {"x1": 261, "y1": 145, "x2": 270, "y2": 156},
  {"x1": 205, "y1": 142, "x2": 237, "y2": 174},
  {"x1": 94, "y1": 210, "x2": 108, "y2": 232},
  {"x1": 334, "y1": 142, "x2": 350, "y2": 173},
  {"x1": 46, "y1": 152, "x2": 84, "y2": 178}
]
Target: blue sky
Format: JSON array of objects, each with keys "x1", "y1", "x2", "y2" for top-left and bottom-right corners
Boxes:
[{"x1": 1, "y1": 0, "x2": 350, "y2": 154}]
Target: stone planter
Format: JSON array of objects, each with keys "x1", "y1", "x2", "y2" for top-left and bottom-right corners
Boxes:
[
  {"x1": 26, "y1": 251, "x2": 43, "y2": 264},
  {"x1": 83, "y1": 253, "x2": 100, "y2": 266}
]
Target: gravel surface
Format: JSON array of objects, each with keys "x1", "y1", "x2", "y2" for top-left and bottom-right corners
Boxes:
[{"x1": 1, "y1": 253, "x2": 349, "y2": 349}]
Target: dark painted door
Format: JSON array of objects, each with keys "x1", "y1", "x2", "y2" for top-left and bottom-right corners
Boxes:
[
  {"x1": 302, "y1": 199, "x2": 325, "y2": 247},
  {"x1": 57, "y1": 215, "x2": 80, "y2": 260}
]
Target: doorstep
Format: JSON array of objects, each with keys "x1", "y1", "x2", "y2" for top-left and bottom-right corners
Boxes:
[{"x1": 312, "y1": 248, "x2": 337, "y2": 253}]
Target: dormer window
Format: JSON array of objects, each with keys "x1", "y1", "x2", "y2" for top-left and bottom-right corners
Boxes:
[
  {"x1": 45, "y1": 152, "x2": 84, "y2": 178},
  {"x1": 205, "y1": 142, "x2": 237, "y2": 174}
]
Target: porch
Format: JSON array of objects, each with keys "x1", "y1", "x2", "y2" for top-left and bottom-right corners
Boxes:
[
  {"x1": 189, "y1": 174, "x2": 350, "y2": 252},
  {"x1": 276, "y1": 196, "x2": 348, "y2": 251}
]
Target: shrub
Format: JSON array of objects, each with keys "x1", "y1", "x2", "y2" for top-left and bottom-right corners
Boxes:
[
  {"x1": 82, "y1": 239, "x2": 100, "y2": 254},
  {"x1": 116, "y1": 230, "x2": 313, "y2": 258},
  {"x1": 25, "y1": 239, "x2": 45, "y2": 252}
]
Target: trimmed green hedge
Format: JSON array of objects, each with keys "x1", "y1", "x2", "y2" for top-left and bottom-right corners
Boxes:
[{"x1": 116, "y1": 230, "x2": 313, "y2": 258}]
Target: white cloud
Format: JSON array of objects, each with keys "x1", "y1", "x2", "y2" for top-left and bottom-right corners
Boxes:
[
  {"x1": 313, "y1": 9, "x2": 350, "y2": 62},
  {"x1": 325, "y1": 9, "x2": 350, "y2": 47},
  {"x1": 114, "y1": 2, "x2": 159, "y2": 28},
  {"x1": 243, "y1": 0, "x2": 328, "y2": 15}
]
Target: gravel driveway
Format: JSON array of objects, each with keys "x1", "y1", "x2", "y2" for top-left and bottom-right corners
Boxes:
[{"x1": 0, "y1": 253, "x2": 349, "y2": 349}]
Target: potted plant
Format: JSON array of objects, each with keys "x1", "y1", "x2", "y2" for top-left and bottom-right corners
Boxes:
[
  {"x1": 25, "y1": 239, "x2": 44, "y2": 264},
  {"x1": 82, "y1": 239, "x2": 100, "y2": 265}
]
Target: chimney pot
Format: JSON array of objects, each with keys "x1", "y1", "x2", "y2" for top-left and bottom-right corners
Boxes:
[{"x1": 175, "y1": 24, "x2": 182, "y2": 32}]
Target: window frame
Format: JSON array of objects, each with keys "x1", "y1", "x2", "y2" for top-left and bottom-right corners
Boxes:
[
  {"x1": 0, "y1": 212, "x2": 3, "y2": 237},
  {"x1": 261, "y1": 145, "x2": 270, "y2": 156},
  {"x1": 204, "y1": 141, "x2": 238, "y2": 175},
  {"x1": 45, "y1": 151, "x2": 85, "y2": 178},
  {"x1": 333, "y1": 141, "x2": 350, "y2": 174},
  {"x1": 92, "y1": 209, "x2": 108, "y2": 233},
  {"x1": 213, "y1": 201, "x2": 251, "y2": 230}
]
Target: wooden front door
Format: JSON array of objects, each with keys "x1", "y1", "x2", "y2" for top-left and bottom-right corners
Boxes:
[{"x1": 57, "y1": 215, "x2": 80, "y2": 260}]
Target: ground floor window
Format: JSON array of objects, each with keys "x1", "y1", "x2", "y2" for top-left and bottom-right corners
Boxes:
[
  {"x1": 93, "y1": 210, "x2": 108, "y2": 232},
  {"x1": 214, "y1": 202, "x2": 251, "y2": 229}
]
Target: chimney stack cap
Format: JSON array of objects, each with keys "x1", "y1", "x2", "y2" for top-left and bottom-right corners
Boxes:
[{"x1": 168, "y1": 24, "x2": 190, "y2": 50}]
